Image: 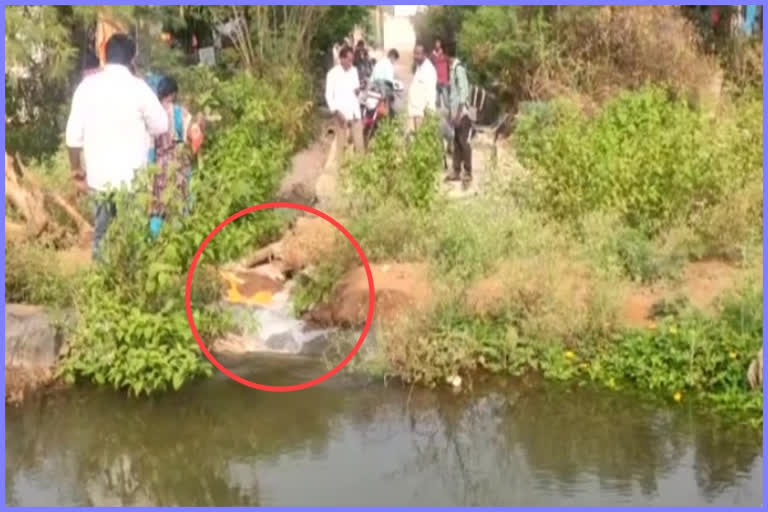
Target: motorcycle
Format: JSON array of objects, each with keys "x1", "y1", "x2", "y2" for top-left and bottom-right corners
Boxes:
[{"x1": 359, "y1": 79, "x2": 404, "y2": 149}]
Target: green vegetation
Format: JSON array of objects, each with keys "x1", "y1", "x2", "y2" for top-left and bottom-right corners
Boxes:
[
  {"x1": 324, "y1": 6, "x2": 763, "y2": 426},
  {"x1": 56, "y1": 70, "x2": 312, "y2": 395},
  {"x1": 342, "y1": 114, "x2": 443, "y2": 212},
  {"x1": 6, "y1": 5, "x2": 365, "y2": 396},
  {"x1": 4, "y1": 4, "x2": 763, "y2": 426},
  {"x1": 5, "y1": 243, "x2": 81, "y2": 309},
  {"x1": 291, "y1": 114, "x2": 444, "y2": 316},
  {"x1": 5, "y1": 5, "x2": 368, "y2": 159},
  {"x1": 515, "y1": 87, "x2": 762, "y2": 236}
]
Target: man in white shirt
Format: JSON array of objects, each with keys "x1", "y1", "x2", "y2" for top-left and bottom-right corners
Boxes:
[
  {"x1": 407, "y1": 44, "x2": 437, "y2": 132},
  {"x1": 66, "y1": 34, "x2": 168, "y2": 261},
  {"x1": 371, "y1": 48, "x2": 398, "y2": 85},
  {"x1": 325, "y1": 46, "x2": 363, "y2": 163}
]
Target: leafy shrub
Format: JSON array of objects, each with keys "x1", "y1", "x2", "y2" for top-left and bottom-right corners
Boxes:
[
  {"x1": 458, "y1": 6, "x2": 719, "y2": 106},
  {"x1": 291, "y1": 260, "x2": 349, "y2": 316},
  {"x1": 60, "y1": 70, "x2": 313, "y2": 395},
  {"x1": 583, "y1": 309, "x2": 763, "y2": 425},
  {"x1": 342, "y1": 114, "x2": 443, "y2": 213},
  {"x1": 516, "y1": 87, "x2": 761, "y2": 236},
  {"x1": 458, "y1": 6, "x2": 553, "y2": 104},
  {"x1": 579, "y1": 212, "x2": 691, "y2": 283},
  {"x1": 58, "y1": 179, "x2": 229, "y2": 396}
]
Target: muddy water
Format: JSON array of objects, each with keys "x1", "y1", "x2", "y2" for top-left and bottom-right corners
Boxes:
[{"x1": 5, "y1": 358, "x2": 762, "y2": 506}]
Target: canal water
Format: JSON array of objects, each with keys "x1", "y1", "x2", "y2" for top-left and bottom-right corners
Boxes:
[{"x1": 5, "y1": 356, "x2": 762, "y2": 506}]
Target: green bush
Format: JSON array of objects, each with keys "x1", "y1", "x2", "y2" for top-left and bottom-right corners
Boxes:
[
  {"x1": 58, "y1": 179, "x2": 229, "y2": 396},
  {"x1": 457, "y1": 6, "x2": 719, "y2": 106},
  {"x1": 342, "y1": 114, "x2": 443, "y2": 213},
  {"x1": 60, "y1": 70, "x2": 313, "y2": 396},
  {"x1": 579, "y1": 212, "x2": 690, "y2": 283},
  {"x1": 516, "y1": 87, "x2": 761, "y2": 236},
  {"x1": 458, "y1": 6, "x2": 552, "y2": 104}
]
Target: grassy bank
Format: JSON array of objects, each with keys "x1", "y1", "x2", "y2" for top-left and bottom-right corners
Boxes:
[
  {"x1": 300, "y1": 76, "x2": 763, "y2": 426},
  {"x1": 5, "y1": 5, "x2": 762, "y2": 423}
]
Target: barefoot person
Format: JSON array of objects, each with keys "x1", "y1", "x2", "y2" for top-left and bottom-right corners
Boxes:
[
  {"x1": 325, "y1": 46, "x2": 364, "y2": 161},
  {"x1": 65, "y1": 34, "x2": 168, "y2": 260}
]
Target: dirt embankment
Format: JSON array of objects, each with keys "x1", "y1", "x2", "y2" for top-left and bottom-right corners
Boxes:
[
  {"x1": 305, "y1": 263, "x2": 433, "y2": 327},
  {"x1": 222, "y1": 216, "x2": 344, "y2": 305},
  {"x1": 225, "y1": 216, "x2": 434, "y2": 328},
  {"x1": 234, "y1": 210, "x2": 753, "y2": 332},
  {"x1": 620, "y1": 260, "x2": 757, "y2": 328}
]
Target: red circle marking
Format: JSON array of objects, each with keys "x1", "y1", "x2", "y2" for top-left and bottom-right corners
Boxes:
[{"x1": 185, "y1": 202, "x2": 375, "y2": 392}]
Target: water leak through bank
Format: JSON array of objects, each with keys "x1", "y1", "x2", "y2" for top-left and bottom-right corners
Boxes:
[
  {"x1": 5, "y1": 358, "x2": 762, "y2": 506},
  {"x1": 215, "y1": 278, "x2": 335, "y2": 357}
]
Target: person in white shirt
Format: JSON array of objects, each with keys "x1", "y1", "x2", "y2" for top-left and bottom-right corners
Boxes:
[
  {"x1": 371, "y1": 49, "x2": 400, "y2": 111},
  {"x1": 371, "y1": 48, "x2": 398, "y2": 85},
  {"x1": 407, "y1": 44, "x2": 438, "y2": 132},
  {"x1": 65, "y1": 34, "x2": 168, "y2": 261},
  {"x1": 325, "y1": 46, "x2": 364, "y2": 162}
]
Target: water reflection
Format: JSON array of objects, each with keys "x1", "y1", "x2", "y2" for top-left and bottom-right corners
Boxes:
[{"x1": 5, "y1": 364, "x2": 762, "y2": 506}]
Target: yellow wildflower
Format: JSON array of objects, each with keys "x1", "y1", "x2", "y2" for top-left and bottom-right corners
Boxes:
[
  {"x1": 673, "y1": 391, "x2": 683, "y2": 403},
  {"x1": 729, "y1": 352, "x2": 738, "y2": 359},
  {"x1": 564, "y1": 350, "x2": 576, "y2": 360}
]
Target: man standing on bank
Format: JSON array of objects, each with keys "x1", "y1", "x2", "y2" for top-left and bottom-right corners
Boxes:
[
  {"x1": 407, "y1": 44, "x2": 437, "y2": 132},
  {"x1": 445, "y1": 41, "x2": 472, "y2": 186},
  {"x1": 325, "y1": 46, "x2": 364, "y2": 162},
  {"x1": 65, "y1": 34, "x2": 168, "y2": 261},
  {"x1": 431, "y1": 38, "x2": 450, "y2": 109}
]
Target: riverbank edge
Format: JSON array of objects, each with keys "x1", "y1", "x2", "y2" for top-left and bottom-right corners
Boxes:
[
  {"x1": 5, "y1": 304, "x2": 75, "y2": 404},
  {"x1": 7, "y1": 299, "x2": 761, "y2": 433}
]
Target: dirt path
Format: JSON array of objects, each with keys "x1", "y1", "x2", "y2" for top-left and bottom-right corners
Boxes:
[{"x1": 277, "y1": 120, "x2": 338, "y2": 208}]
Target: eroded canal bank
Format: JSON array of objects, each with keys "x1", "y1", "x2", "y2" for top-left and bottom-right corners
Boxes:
[{"x1": 5, "y1": 357, "x2": 762, "y2": 506}]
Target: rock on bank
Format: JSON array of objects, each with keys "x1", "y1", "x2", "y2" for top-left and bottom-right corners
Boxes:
[{"x1": 5, "y1": 304, "x2": 70, "y2": 403}]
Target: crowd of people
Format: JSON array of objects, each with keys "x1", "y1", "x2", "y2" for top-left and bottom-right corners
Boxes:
[
  {"x1": 65, "y1": 33, "x2": 203, "y2": 261},
  {"x1": 325, "y1": 37, "x2": 473, "y2": 185},
  {"x1": 69, "y1": 33, "x2": 474, "y2": 263}
]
